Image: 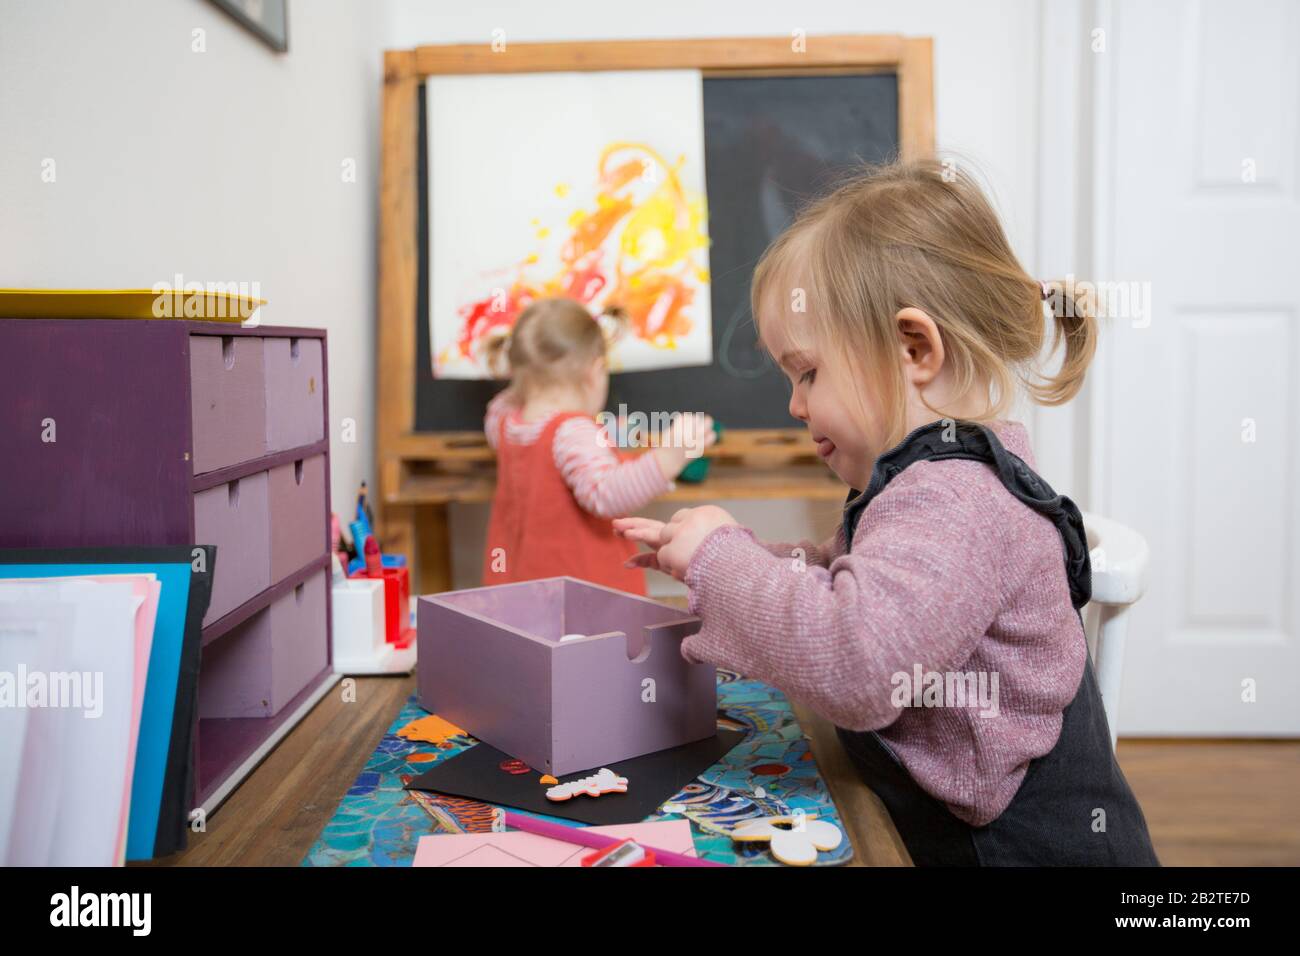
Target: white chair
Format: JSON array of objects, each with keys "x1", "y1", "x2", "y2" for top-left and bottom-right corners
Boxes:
[{"x1": 1079, "y1": 512, "x2": 1149, "y2": 751}]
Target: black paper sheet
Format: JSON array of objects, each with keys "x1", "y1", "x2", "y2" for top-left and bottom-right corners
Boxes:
[{"x1": 405, "y1": 729, "x2": 746, "y2": 826}]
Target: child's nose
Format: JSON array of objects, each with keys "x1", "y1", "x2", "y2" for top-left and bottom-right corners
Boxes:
[{"x1": 788, "y1": 390, "x2": 807, "y2": 423}]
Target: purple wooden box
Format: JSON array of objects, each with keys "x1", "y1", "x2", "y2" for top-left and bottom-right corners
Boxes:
[{"x1": 417, "y1": 576, "x2": 717, "y2": 776}]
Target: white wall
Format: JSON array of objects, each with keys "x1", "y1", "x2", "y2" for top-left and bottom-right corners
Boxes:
[
  {"x1": 382, "y1": 0, "x2": 1048, "y2": 591},
  {"x1": 0, "y1": 0, "x2": 382, "y2": 513},
  {"x1": 385, "y1": 0, "x2": 1043, "y2": 243}
]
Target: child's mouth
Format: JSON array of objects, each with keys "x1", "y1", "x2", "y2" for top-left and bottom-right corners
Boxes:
[{"x1": 814, "y1": 436, "x2": 835, "y2": 459}]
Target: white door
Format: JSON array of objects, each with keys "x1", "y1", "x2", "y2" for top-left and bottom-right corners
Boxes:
[{"x1": 1091, "y1": 0, "x2": 1300, "y2": 734}]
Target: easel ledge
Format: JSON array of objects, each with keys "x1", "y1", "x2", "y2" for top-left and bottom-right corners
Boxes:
[{"x1": 377, "y1": 34, "x2": 934, "y2": 593}]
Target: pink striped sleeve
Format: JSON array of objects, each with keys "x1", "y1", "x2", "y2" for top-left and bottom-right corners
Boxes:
[
  {"x1": 484, "y1": 389, "x2": 516, "y2": 451},
  {"x1": 552, "y1": 417, "x2": 672, "y2": 519}
]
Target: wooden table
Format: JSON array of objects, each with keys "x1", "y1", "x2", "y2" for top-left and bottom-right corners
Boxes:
[
  {"x1": 156, "y1": 671, "x2": 910, "y2": 867},
  {"x1": 372, "y1": 442, "x2": 911, "y2": 863},
  {"x1": 793, "y1": 703, "x2": 913, "y2": 865}
]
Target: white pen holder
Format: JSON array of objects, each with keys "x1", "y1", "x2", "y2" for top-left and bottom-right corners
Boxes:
[{"x1": 332, "y1": 576, "x2": 416, "y2": 675}]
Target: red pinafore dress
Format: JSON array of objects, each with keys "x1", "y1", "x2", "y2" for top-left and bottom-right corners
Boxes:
[{"x1": 482, "y1": 410, "x2": 646, "y2": 595}]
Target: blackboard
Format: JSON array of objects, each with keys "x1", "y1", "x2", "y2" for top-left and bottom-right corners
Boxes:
[{"x1": 414, "y1": 73, "x2": 900, "y2": 432}]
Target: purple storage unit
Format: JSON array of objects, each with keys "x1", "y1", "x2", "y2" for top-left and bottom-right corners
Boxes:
[
  {"x1": 418, "y1": 577, "x2": 716, "y2": 776},
  {"x1": 0, "y1": 318, "x2": 334, "y2": 809}
]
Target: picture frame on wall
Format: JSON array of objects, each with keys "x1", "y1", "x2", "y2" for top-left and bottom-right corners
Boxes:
[{"x1": 208, "y1": 0, "x2": 289, "y2": 53}]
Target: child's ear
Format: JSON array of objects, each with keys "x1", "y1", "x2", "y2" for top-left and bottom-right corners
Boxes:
[{"x1": 894, "y1": 307, "x2": 945, "y2": 386}]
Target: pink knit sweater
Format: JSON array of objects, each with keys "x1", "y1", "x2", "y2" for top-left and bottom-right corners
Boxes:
[{"x1": 680, "y1": 421, "x2": 1087, "y2": 827}]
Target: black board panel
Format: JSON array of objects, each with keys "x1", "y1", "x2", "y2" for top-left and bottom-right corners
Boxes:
[{"x1": 414, "y1": 73, "x2": 899, "y2": 432}]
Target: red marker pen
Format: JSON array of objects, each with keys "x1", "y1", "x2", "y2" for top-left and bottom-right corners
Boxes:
[{"x1": 363, "y1": 535, "x2": 383, "y2": 577}]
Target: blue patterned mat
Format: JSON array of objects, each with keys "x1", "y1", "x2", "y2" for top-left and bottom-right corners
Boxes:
[{"x1": 303, "y1": 670, "x2": 852, "y2": 866}]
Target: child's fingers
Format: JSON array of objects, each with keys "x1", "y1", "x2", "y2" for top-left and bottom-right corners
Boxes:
[
  {"x1": 612, "y1": 516, "x2": 664, "y2": 538},
  {"x1": 616, "y1": 519, "x2": 667, "y2": 544},
  {"x1": 620, "y1": 527, "x2": 664, "y2": 545},
  {"x1": 613, "y1": 516, "x2": 661, "y2": 530},
  {"x1": 623, "y1": 551, "x2": 661, "y2": 571}
]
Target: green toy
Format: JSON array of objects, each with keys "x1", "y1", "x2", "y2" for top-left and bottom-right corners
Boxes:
[{"x1": 677, "y1": 420, "x2": 723, "y2": 483}]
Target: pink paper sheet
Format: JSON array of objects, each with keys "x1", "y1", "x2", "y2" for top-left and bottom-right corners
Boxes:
[
  {"x1": 112, "y1": 578, "x2": 160, "y2": 865},
  {"x1": 412, "y1": 819, "x2": 696, "y2": 867}
]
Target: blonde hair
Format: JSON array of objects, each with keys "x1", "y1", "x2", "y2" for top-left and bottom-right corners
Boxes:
[
  {"x1": 752, "y1": 158, "x2": 1098, "y2": 447},
  {"x1": 483, "y1": 297, "x2": 615, "y2": 399}
]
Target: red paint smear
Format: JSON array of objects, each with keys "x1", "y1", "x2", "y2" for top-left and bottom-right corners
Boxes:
[
  {"x1": 449, "y1": 143, "x2": 704, "y2": 367},
  {"x1": 499, "y1": 758, "x2": 531, "y2": 775},
  {"x1": 750, "y1": 763, "x2": 790, "y2": 776},
  {"x1": 559, "y1": 251, "x2": 607, "y2": 304},
  {"x1": 455, "y1": 287, "x2": 534, "y2": 361}
]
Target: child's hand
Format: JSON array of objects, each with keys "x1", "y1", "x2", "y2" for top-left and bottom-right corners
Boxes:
[
  {"x1": 614, "y1": 506, "x2": 738, "y2": 580},
  {"x1": 651, "y1": 413, "x2": 717, "y2": 481},
  {"x1": 614, "y1": 517, "x2": 668, "y2": 573},
  {"x1": 670, "y1": 412, "x2": 716, "y2": 457}
]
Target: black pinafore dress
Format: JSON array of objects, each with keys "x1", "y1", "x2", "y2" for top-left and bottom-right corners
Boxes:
[{"x1": 836, "y1": 421, "x2": 1160, "y2": 866}]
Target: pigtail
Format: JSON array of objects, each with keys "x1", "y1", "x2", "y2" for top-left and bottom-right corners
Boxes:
[
  {"x1": 596, "y1": 304, "x2": 629, "y2": 352},
  {"x1": 1031, "y1": 277, "x2": 1099, "y2": 406},
  {"x1": 481, "y1": 328, "x2": 514, "y2": 380}
]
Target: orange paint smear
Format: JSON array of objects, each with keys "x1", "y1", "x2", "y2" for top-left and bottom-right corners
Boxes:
[{"x1": 445, "y1": 141, "x2": 709, "y2": 371}]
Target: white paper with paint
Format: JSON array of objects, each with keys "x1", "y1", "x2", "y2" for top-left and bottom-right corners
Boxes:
[{"x1": 427, "y1": 69, "x2": 713, "y2": 379}]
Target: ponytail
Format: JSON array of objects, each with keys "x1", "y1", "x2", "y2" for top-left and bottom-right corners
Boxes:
[
  {"x1": 481, "y1": 329, "x2": 513, "y2": 379},
  {"x1": 596, "y1": 304, "x2": 630, "y2": 353},
  {"x1": 1031, "y1": 277, "x2": 1098, "y2": 406}
]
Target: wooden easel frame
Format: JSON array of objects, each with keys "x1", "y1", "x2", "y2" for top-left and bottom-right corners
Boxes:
[{"x1": 378, "y1": 35, "x2": 934, "y2": 591}]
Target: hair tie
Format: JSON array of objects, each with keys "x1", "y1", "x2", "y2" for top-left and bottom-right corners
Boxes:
[{"x1": 1039, "y1": 281, "x2": 1050, "y2": 301}]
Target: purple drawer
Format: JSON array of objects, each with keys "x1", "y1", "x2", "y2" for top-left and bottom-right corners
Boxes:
[
  {"x1": 197, "y1": 570, "x2": 328, "y2": 719},
  {"x1": 264, "y1": 336, "x2": 324, "y2": 453},
  {"x1": 198, "y1": 606, "x2": 274, "y2": 719},
  {"x1": 268, "y1": 569, "x2": 329, "y2": 714},
  {"x1": 268, "y1": 454, "x2": 327, "y2": 580},
  {"x1": 194, "y1": 471, "x2": 271, "y2": 626},
  {"x1": 190, "y1": 335, "x2": 267, "y2": 474}
]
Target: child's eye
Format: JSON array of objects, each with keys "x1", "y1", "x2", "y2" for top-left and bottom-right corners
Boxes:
[{"x1": 799, "y1": 369, "x2": 816, "y2": 385}]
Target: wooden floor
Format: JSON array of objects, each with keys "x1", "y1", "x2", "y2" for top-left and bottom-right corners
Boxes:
[{"x1": 150, "y1": 674, "x2": 1300, "y2": 867}]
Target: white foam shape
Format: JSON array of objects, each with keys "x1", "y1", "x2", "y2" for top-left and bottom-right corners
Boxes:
[
  {"x1": 730, "y1": 815, "x2": 843, "y2": 867},
  {"x1": 544, "y1": 767, "x2": 629, "y2": 802}
]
